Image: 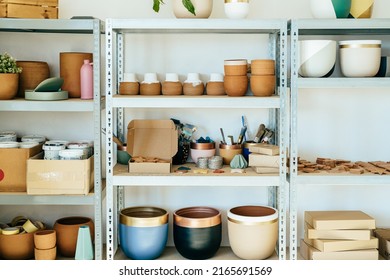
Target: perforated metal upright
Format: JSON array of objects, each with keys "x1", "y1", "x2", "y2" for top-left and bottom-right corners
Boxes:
[{"x1": 105, "y1": 18, "x2": 288, "y2": 260}]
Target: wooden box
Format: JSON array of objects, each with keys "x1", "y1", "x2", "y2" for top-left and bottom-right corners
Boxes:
[{"x1": 0, "y1": 0, "x2": 58, "y2": 19}]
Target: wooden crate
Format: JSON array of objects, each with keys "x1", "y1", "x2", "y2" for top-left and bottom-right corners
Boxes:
[{"x1": 0, "y1": 0, "x2": 58, "y2": 19}]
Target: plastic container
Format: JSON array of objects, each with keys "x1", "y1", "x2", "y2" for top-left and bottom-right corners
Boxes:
[
  {"x1": 0, "y1": 131, "x2": 17, "y2": 142},
  {"x1": 224, "y1": 0, "x2": 250, "y2": 19},
  {"x1": 59, "y1": 149, "x2": 85, "y2": 160},
  {"x1": 21, "y1": 135, "x2": 46, "y2": 144},
  {"x1": 67, "y1": 141, "x2": 91, "y2": 159},
  {"x1": 0, "y1": 141, "x2": 19, "y2": 148},
  {"x1": 80, "y1": 59, "x2": 93, "y2": 100},
  {"x1": 43, "y1": 141, "x2": 67, "y2": 160}
]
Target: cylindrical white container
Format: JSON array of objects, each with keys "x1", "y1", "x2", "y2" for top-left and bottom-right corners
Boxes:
[
  {"x1": 59, "y1": 149, "x2": 85, "y2": 160},
  {"x1": 19, "y1": 141, "x2": 39, "y2": 148},
  {"x1": 224, "y1": 0, "x2": 250, "y2": 19},
  {"x1": 67, "y1": 142, "x2": 91, "y2": 159},
  {"x1": 21, "y1": 135, "x2": 46, "y2": 144},
  {"x1": 0, "y1": 131, "x2": 17, "y2": 142},
  {"x1": 142, "y1": 73, "x2": 159, "y2": 84},
  {"x1": 165, "y1": 73, "x2": 180, "y2": 82},
  {"x1": 0, "y1": 141, "x2": 19, "y2": 148},
  {"x1": 123, "y1": 73, "x2": 138, "y2": 82},
  {"x1": 43, "y1": 141, "x2": 67, "y2": 160}
]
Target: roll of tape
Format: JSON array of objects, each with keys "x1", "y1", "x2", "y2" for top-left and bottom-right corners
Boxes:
[
  {"x1": 22, "y1": 219, "x2": 39, "y2": 233},
  {"x1": 2, "y1": 227, "x2": 20, "y2": 235},
  {"x1": 11, "y1": 215, "x2": 28, "y2": 227}
]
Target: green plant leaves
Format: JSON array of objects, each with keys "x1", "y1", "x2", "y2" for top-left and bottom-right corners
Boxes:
[
  {"x1": 183, "y1": 0, "x2": 196, "y2": 16},
  {"x1": 153, "y1": 0, "x2": 164, "y2": 13}
]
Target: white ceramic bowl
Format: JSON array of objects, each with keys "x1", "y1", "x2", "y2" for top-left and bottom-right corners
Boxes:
[
  {"x1": 339, "y1": 40, "x2": 381, "y2": 77},
  {"x1": 298, "y1": 40, "x2": 337, "y2": 78},
  {"x1": 310, "y1": 0, "x2": 351, "y2": 19},
  {"x1": 224, "y1": 1, "x2": 249, "y2": 19}
]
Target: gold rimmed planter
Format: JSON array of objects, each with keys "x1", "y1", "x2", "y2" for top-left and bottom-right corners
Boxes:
[
  {"x1": 119, "y1": 206, "x2": 169, "y2": 260},
  {"x1": 349, "y1": 0, "x2": 374, "y2": 18},
  {"x1": 174, "y1": 206, "x2": 222, "y2": 260},
  {"x1": 227, "y1": 205, "x2": 278, "y2": 260}
]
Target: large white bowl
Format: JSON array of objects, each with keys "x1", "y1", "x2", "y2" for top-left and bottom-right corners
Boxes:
[
  {"x1": 339, "y1": 40, "x2": 381, "y2": 77},
  {"x1": 310, "y1": 0, "x2": 351, "y2": 19},
  {"x1": 298, "y1": 40, "x2": 337, "y2": 78}
]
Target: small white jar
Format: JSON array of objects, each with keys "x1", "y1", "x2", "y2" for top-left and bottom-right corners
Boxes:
[
  {"x1": 67, "y1": 141, "x2": 90, "y2": 159},
  {"x1": 165, "y1": 73, "x2": 180, "y2": 82},
  {"x1": 19, "y1": 141, "x2": 39, "y2": 148},
  {"x1": 184, "y1": 73, "x2": 203, "y2": 86},
  {"x1": 123, "y1": 73, "x2": 138, "y2": 82},
  {"x1": 209, "y1": 73, "x2": 224, "y2": 82},
  {"x1": 142, "y1": 73, "x2": 159, "y2": 84},
  {"x1": 224, "y1": 0, "x2": 250, "y2": 20}
]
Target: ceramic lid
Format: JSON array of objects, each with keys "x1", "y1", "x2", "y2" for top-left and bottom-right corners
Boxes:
[{"x1": 34, "y1": 77, "x2": 64, "y2": 92}]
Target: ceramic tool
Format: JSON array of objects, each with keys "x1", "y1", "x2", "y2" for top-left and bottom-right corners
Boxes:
[{"x1": 220, "y1": 128, "x2": 227, "y2": 144}]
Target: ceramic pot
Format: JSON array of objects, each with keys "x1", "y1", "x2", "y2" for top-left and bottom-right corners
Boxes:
[
  {"x1": 119, "y1": 82, "x2": 139, "y2": 95},
  {"x1": 339, "y1": 40, "x2": 381, "y2": 77},
  {"x1": 34, "y1": 247, "x2": 57, "y2": 260},
  {"x1": 299, "y1": 40, "x2": 337, "y2": 78},
  {"x1": 224, "y1": 0, "x2": 249, "y2": 19},
  {"x1": 227, "y1": 205, "x2": 278, "y2": 260},
  {"x1": 162, "y1": 81, "x2": 183, "y2": 95},
  {"x1": 0, "y1": 73, "x2": 19, "y2": 100},
  {"x1": 60, "y1": 52, "x2": 93, "y2": 98},
  {"x1": 53, "y1": 216, "x2": 94, "y2": 258},
  {"x1": 34, "y1": 229, "x2": 56, "y2": 250},
  {"x1": 250, "y1": 59, "x2": 275, "y2": 75},
  {"x1": 250, "y1": 75, "x2": 276, "y2": 97},
  {"x1": 310, "y1": 0, "x2": 351, "y2": 18},
  {"x1": 16, "y1": 61, "x2": 50, "y2": 97},
  {"x1": 349, "y1": 0, "x2": 374, "y2": 18},
  {"x1": 174, "y1": 206, "x2": 222, "y2": 260},
  {"x1": 140, "y1": 82, "x2": 161, "y2": 95},
  {"x1": 224, "y1": 59, "x2": 248, "y2": 76},
  {"x1": 173, "y1": 0, "x2": 213, "y2": 19},
  {"x1": 219, "y1": 143, "x2": 243, "y2": 165},
  {"x1": 119, "y1": 206, "x2": 169, "y2": 260},
  {"x1": 224, "y1": 75, "x2": 248, "y2": 97},
  {"x1": 0, "y1": 232, "x2": 34, "y2": 260},
  {"x1": 190, "y1": 142, "x2": 216, "y2": 163}
]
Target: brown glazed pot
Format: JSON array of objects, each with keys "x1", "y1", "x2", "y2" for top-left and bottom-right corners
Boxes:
[
  {"x1": 0, "y1": 73, "x2": 19, "y2": 100},
  {"x1": 16, "y1": 61, "x2": 50, "y2": 97},
  {"x1": 53, "y1": 216, "x2": 94, "y2": 258},
  {"x1": 0, "y1": 232, "x2": 34, "y2": 260},
  {"x1": 60, "y1": 52, "x2": 93, "y2": 98}
]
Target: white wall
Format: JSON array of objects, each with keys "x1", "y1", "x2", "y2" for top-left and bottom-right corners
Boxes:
[{"x1": 1, "y1": 0, "x2": 390, "y2": 248}]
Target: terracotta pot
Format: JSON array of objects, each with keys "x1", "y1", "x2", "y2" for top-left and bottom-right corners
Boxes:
[
  {"x1": 224, "y1": 75, "x2": 248, "y2": 97},
  {"x1": 119, "y1": 206, "x2": 169, "y2": 260},
  {"x1": 140, "y1": 82, "x2": 161, "y2": 95},
  {"x1": 0, "y1": 232, "x2": 34, "y2": 260},
  {"x1": 119, "y1": 81, "x2": 139, "y2": 95},
  {"x1": 250, "y1": 59, "x2": 275, "y2": 75},
  {"x1": 224, "y1": 59, "x2": 248, "y2": 76},
  {"x1": 183, "y1": 82, "x2": 204, "y2": 96},
  {"x1": 60, "y1": 52, "x2": 93, "y2": 98},
  {"x1": 53, "y1": 216, "x2": 94, "y2": 258},
  {"x1": 206, "y1": 81, "x2": 225, "y2": 96},
  {"x1": 16, "y1": 61, "x2": 50, "y2": 97},
  {"x1": 173, "y1": 0, "x2": 213, "y2": 18},
  {"x1": 174, "y1": 206, "x2": 222, "y2": 260},
  {"x1": 34, "y1": 246, "x2": 57, "y2": 260},
  {"x1": 227, "y1": 205, "x2": 278, "y2": 260},
  {"x1": 0, "y1": 73, "x2": 19, "y2": 100},
  {"x1": 250, "y1": 75, "x2": 276, "y2": 97},
  {"x1": 34, "y1": 229, "x2": 56, "y2": 250},
  {"x1": 162, "y1": 81, "x2": 183, "y2": 95}
]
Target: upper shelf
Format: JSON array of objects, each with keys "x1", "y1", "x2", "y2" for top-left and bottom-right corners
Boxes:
[
  {"x1": 297, "y1": 78, "x2": 390, "y2": 88},
  {"x1": 111, "y1": 95, "x2": 280, "y2": 109},
  {"x1": 0, "y1": 18, "x2": 104, "y2": 34},
  {"x1": 289, "y1": 19, "x2": 390, "y2": 36},
  {"x1": 107, "y1": 18, "x2": 287, "y2": 34}
]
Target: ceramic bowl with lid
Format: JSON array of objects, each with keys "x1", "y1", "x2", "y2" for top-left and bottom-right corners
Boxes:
[{"x1": 339, "y1": 40, "x2": 381, "y2": 77}]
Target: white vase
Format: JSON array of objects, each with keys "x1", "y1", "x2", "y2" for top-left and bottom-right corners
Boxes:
[{"x1": 173, "y1": 0, "x2": 213, "y2": 19}]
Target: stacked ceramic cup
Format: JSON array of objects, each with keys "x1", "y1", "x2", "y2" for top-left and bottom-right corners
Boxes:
[
  {"x1": 223, "y1": 59, "x2": 248, "y2": 96},
  {"x1": 33, "y1": 229, "x2": 57, "y2": 260},
  {"x1": 249, "y1": 59, "x2": 276, "y2": 97}
]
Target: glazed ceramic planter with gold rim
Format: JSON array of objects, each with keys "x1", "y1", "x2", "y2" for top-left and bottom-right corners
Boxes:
[
  {"x1": 173, "y1": 0, "x2": 213, "y2": 18},
  {"x1": 119, "y1": 206, "x2": 168, "y2": 260},
  {"x1": 339, "y1": 40, "x2": 381, "y2": 77},
  {"x1": 227, "y1": 205, "x2": 278, "y2": 260},
  {"x1": 219, "y1": 143, "x2": 242, "y2": 165},
  {"x1": 174, "y1": 206, "x2": 222, "y2": 260},
  {"x1": 350, "y1": 0, "x2": 374, "y2": 18}
]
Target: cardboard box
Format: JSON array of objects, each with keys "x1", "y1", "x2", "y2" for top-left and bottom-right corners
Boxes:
[
  {"x1": 305, "y1": 222, "x2": 372, "y2": 240},
  {"x1": 252, "y1": 166, "x2": 279, "y2": 174},
  {"x1": 0, "y1": 0, "x2": 58, "y2": 19},
  {"x1": 127, "y1": 119, "x2": 178, "y2": 174},
  {"x1": 304, "y1": 210, "x2": 376, "y2": 230},
  {"x1": 26, "y1": 152, "x2": 94, "y2": 195},
  {"x1": 300, "y1": 239, "x2": 379, "y2": 260},
  {"x1": 374, "y1": 228, "x2": 390, "y2": 260},
  {"x1": 304, "y1": 234, "x2": 378, "y2": 252},
  {"x1": 0, "y1": 144, "x2": 42, "y2": 192},
  {"x1": 248, "y1": 143, "x2": 279, "y2": 156},
  {"x1": 248, "y1": 153, "x2": 279, "y2": 167}
]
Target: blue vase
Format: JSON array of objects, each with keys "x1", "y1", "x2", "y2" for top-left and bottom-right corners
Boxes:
[{"x1": 75, "y1": 225, "x2": 94, "y2": 260}]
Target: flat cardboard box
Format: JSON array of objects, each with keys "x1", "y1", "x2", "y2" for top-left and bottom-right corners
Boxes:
[
  {"x1": 305, "y1": 222, "x2": 372, "y2": 240},
  {"x1": 300, "y1": 239, "x2": 379, "y2": 260},
  {"x1": 248, "y1": 153, "x2": 279, "y2": 168},
  {"x1": 252, "y1": 166, "x2": 279, "y2": 174},
  {"x1": 304, "y1": 210, "x2": 376, "y2": 230},
  {"x1": 374, "y1": 228, "x2": 390, "y2": 260},
  {"x1": 248, "y1": 143, "x2": 280, "y2": 156},
  {"x1": 127, "y1": 119, "x2": 178, "y2": 174},
  {"x1": 0, "y1": 144, "x2": 42, "y2": 192},
  {"x1": 304, "y1": 235, "x2": 378, "y2": 252},
  {"x1": 0, "y1": 3, "x2": 58, "y2": 19},
  {"x1": 26, "y1": 152, "x2": 93, "y2": 195}
]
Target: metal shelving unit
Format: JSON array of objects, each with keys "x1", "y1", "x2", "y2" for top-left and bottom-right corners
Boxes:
[
  {"x1": 0, "y1": 18, "x2": 104, "y2": 260},
  {"x1": 289, "y1": 18, "x2": 390, "y2": 260},
  {"x1": 105, "y1": 18, "x2": 288, "y2": 260}
]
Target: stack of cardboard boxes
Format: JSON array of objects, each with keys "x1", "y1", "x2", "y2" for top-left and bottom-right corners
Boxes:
[
  {"x1": 248, "y1": 143, "x2": 280, "y2": 174},
  {"x1": 300, "y1": 210, "x2": 379, "y2": 260}
]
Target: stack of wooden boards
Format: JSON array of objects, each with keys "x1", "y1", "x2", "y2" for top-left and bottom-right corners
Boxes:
[
  {"x1": 300, "y1": 210, "x2": 379, "y2": 260},
  {"x1": 248, "y1": 143, "x2": 280, "y2": 174}
]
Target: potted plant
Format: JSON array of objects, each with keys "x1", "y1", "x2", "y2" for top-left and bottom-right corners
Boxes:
[
  {"x1": 0, "y1": 52, "x2": 22, "y2": 100},
  {"x1": 153, "y1": 0, "x2": 213, "y2": 18}
]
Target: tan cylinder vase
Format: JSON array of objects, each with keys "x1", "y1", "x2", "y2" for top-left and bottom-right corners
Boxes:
[{"x1": 60, "y1": 52, "x2": 93, "y2": 98}]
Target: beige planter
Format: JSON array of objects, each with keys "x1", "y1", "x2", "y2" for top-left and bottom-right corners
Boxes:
[
  {"x1": 228, "y1": 205, "x2": 278, "y2": 260},
  {"x1": 173, "y1": 0, "x2": 213, "y2": 18},
  {"x1": 0, "y1": 73, "x2": 19, "y2": 100}
]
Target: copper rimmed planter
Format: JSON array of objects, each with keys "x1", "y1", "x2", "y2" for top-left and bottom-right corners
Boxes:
[
  {"x1": 228, "y1": 205, "x2": 278, "y2": 260},
  {"x1": 174, "y1": 206, "x2": 221, "y2": 260},
  {"x1": 119, "y1": 206, "x2": 168, "y2": 260}
]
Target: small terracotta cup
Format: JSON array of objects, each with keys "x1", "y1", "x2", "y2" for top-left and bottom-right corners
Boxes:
[
  {"x1": 250, "y1": 75, "x2": 276, "y2": 97},
  {"x1": 224, "y1": 59, "x2": 248, "y2": 76},
  {"x1": 34, "y1": 246, "x2": 57, "y2": 260},
  {"x1": 162, "y1": 81, "x2": 183, "y2": 95},
  {"x1": 34, "y1": 229, "x2": 57, "y2": 250},
  {"x1": 119, "y1": 82, "x2": 139, "y2": 95},
  {"x1": 250, "y1": 59, "x2": 275, "y2": 75},
  {"x1": 224, "y1": 75, "x2": 248, "y2": 97},
  {"x1": 140, "y1": 82, "x2": 161, "y2": 95}
]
